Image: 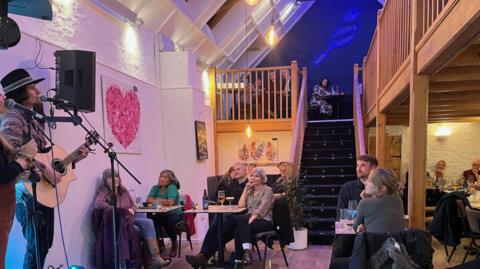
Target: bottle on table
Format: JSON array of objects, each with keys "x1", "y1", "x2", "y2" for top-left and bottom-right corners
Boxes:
[{"x1": 202, "y1": 189, "x2": 209, "y2": 210}]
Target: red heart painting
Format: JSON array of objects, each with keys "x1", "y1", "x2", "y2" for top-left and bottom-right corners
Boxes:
[{"x1": 105, "y1": 85, "x2": 141, "y2": 149}]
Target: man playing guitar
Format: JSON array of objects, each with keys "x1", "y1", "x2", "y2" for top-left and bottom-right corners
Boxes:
[{"x1": 0, "y1": 69, "x2": 89, "y2": 269}]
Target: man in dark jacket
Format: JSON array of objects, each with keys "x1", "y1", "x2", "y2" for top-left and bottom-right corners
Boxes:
[
  {"x1": 186, "y1": 163, "x2": 248, "y2": 267},
  {"x1": 337, "y1": 154, "x2": 378, "y2": 212}
]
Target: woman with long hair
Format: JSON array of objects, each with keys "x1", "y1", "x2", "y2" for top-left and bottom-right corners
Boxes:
[
  {"x1": 353, "y1": 168, "x2": 405, "y2": 233},
  {"x1": 146, "y1": 169, "x2": 183, "y2": 257},
  {"x1": 94, "y1": 169, "x2": 171, "y2": 268}
]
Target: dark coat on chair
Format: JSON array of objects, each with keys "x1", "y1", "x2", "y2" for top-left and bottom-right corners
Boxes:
[
  {"x1": 92, "y1": 208, "x2": 141, "y2": 269},
  {"x1": 272, "y1": 198, "x2": 294, "y2": 245},
  {"x1": 349, "y1": 229, "x2": 434, "y2": 269},
  {"x1": 428, "y1": 192, "x2": 470, "y2": 247}
]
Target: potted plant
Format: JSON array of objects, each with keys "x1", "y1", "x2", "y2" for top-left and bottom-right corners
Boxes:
[{"x1": 285, "y1": 166, "x2": 308, "y2": 250}]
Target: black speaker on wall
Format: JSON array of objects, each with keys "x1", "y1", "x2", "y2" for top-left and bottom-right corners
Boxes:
[{"x1": 54, "y1": 50, "x2": 96, "y2": 113}]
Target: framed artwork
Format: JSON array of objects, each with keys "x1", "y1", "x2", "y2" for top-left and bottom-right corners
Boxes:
[
  {"x1": 238, "y1": 138, "x2": 278, "y2": 164},
  {"x1": 195, "y1": 121, "x2": 208, "y2": 160},
  {"x1": 101, "y1": 75, "x2": 142, "y2": 154}
]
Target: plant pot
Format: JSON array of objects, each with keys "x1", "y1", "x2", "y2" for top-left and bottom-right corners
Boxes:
[{"x1": 288, "y1": 227, "x2": 308, "y2": 250}]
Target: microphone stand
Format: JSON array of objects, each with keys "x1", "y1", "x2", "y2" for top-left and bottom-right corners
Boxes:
[
  {"x1": 24, "y1": 115, "x2": 42, "y2": 269},
  {"x1": 46, "y1": 105, "x2": 141, "y2": 269}
]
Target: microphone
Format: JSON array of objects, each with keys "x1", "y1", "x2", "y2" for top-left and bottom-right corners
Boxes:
[
  {"x1": 40, "y1": 95, "x2": 74, "y2": 106},
  {"x1": 5, "y1": 99, "x2": 45, "y2": 121}
]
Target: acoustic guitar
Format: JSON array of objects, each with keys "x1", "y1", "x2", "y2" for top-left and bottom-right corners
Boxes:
[{"x1": 23, "y1": 132, "x2": 99, "y2": 208}]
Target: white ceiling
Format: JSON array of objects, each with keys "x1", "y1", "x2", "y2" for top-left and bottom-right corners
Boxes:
[{"x1": 117, "y1": 0, "x2": 315, "y2": 70}]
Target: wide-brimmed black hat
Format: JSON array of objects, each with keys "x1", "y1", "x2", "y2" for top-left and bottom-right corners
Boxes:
[{"x1": 1, "y1": 68, "x2": 45, "y2": 94}]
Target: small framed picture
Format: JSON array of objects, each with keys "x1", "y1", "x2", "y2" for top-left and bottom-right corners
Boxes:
[{"x1": 195, "y1": 121, "x2": 208, "y2": 160}]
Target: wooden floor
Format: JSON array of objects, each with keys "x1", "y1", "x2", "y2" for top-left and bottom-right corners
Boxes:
[{"x1": 163, "y1": 237, "x2": 478, "y2": 268}]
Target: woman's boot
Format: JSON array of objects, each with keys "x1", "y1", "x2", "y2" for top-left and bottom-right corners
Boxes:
[{"x1": 145, "y1": 237, "x2": 171, "y2": 268}]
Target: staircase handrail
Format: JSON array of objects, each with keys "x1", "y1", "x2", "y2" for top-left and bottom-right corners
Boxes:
[
  {"x1": 353, "y1": 64, "x2": 366, "y2": 156},
  {"x1": 290, "y1": 67, "x2": 308, "y2": 167}
]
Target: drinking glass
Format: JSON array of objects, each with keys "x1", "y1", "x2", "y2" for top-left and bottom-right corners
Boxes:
[
  {"x1": 218, "y1": 190, "x2": 226, "y2": 206},
  {"x1": 347, "y1": 200, "x2": 358, "y2": 226},
  {"x1": 338, "y1": 209, "x2": 348, "y2": 228},
  {"x1": 135, "y1": 197, "x2": 142, "y2": 207},
  {"x1": 226, "y1": 196, "x2": 234, "y2": 211}
]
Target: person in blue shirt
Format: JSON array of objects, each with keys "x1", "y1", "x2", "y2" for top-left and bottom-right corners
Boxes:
[{"x1": 147, "y1": 169, "x2": 183, "y2": 257}]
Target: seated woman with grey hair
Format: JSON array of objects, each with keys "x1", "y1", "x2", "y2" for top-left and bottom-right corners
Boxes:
[
  {"x1": 353, "y1": 168, "x2": 405, "y2": 233},
  {"x1": 94, "y1": 168, "x2": 171, "y2": 268},
  {"x1": 233, "y1": 167, "x2": 275, "y2": 268}
]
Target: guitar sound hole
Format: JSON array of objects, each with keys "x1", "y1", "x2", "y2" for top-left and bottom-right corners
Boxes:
[{"x1": 52, "y1": 159, "x2": 66, "y2": 174}]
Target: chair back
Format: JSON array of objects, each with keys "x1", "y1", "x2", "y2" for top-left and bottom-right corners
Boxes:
[
  {"x1": 207, "y1": 176, "x2": 222, "y2": 201},
  {"x1": 465, "y1": 207, "x2": 480, "y2": 234},
  {"x1": 272, "y1": 198, "x2": 294, "y2": 244}
]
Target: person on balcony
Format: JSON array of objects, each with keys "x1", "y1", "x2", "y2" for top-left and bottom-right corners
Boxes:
[
  {"x1": 280, "y1": 70, "x2": 291, "y2": 118},
  {"x1": 310, "y1": 78, "x2": 333, "y2": 117}
]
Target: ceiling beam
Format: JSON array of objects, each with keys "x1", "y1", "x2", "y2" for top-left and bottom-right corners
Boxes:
[
  {"x1": 430, "y1": 80, "x2": 480, "y2": 92},
  {"x1": 431, "y1": 66, "x2": 480, "y2": 82}
]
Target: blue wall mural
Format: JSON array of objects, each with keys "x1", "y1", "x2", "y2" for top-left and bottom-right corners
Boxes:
[{"x1": 259, "y1": 0, "x2": 381, "y2": 95}]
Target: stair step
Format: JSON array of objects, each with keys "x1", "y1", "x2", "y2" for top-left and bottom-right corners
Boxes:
[
  {"x1": 305, "y1": 127, "x2": 354, "y2": 135},
  {"x1": 301, "y1": 156, "x2": 356, "y2": 166},
  {"x1": 305, "y1": 217, "x2": 336, "y2": 230},
  {"x1": 308, "y1": 230, "x2": 335, "y2": 245},
  {"x1": 301, "y1": 184, "x2": 343, "y2": 195},
  {"x1": 300, "y1": 174, "x2": 356, "y2": 185},
  {"x1": 305, "y1": 206, "x2": 337, "y2": 218},
  {"x1": 305, "y1": 194, "x2": 339, "y2": 206},
  {"x1": 302, "y1": 150, "x2": 355, "y2": 159},
  {"x1": 301, "y1": 165, "x2": 356, "y2": 175},
  {"x1": 303, "y1": 140, "x2": 355, "y2": 149},
  {"x1": 304, "y1": 133, "x2": 354, "y2": 140}
]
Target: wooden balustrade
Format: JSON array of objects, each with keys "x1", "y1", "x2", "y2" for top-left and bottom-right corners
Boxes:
[
  {"x1": 419, "y1": 0, "x2": 451, "y2": 39},
  {"x1": 362, "y1": 31, "x2": 378, "y2": 115},
  {"x1": 290, "y1": 67, "x2": 308, "y2": 167},
  {"x1": 378, "y1": 0, "x2": 411, "y2": 92},
  {"x1": 214, "y1": 61, "x2": 298, "y2": 122}
]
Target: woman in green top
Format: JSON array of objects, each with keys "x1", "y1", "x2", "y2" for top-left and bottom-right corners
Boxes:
[{"x1": 147, "y1": 169, "x2": 183, "y2": 257}]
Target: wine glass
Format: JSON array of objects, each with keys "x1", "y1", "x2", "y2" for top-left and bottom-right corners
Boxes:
[
  {"x1": 226, "y1": 196, "x2": 235, "y2": 210},
  {"x1": 218, "y1": 190, "x2": 226, "y2": 206}
]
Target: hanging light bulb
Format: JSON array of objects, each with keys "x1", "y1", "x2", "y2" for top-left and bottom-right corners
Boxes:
[
  {"x1": 246, "y1": 123, "x2": 252, "y2": 138},
  {"x1": 266, "y1": 0, "x2": 278, "y2": 47},
  {"x1": 245, "y1": 0, "x2": 259, "y2": 5},
  {"x1": 266, "y1": 24, "x2": 278, "y2": 47}
]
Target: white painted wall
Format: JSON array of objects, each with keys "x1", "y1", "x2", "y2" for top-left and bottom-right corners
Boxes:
[
  {"x1": 217, "y1": 131, "x2": 293, "y2": 175},
  {"x1": 2, "y1": 1, "x2": 213, "y2": 268},
  {"x1": 369, "y1": 123, "x2": 480, "y2": 183}
]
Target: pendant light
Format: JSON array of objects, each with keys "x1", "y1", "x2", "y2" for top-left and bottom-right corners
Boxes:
[
  {"x1": 266, "y1": 0, "x2": 278, "y2": 47},
  {"x1": 245, "y1": 0, "x2": 259, "y2": 5}
]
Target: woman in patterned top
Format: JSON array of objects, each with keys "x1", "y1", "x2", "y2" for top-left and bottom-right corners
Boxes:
[
  {"x1": 233, "y1": 167, "x2": 274, "y2": 268},
  {"x1": 310, "y1": 78, "x2": 333, "y2": 116},
  {"x1": 94, "y1": 168, "x2": 171, "y2": 268},
  {"x1": 146, "y1": 169, "x2": 183, "y2": 257}
]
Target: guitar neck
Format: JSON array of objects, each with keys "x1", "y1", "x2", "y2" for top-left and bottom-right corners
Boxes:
[{"x1": 62, "y1": 143, "x2": 85, "y2": 166}]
